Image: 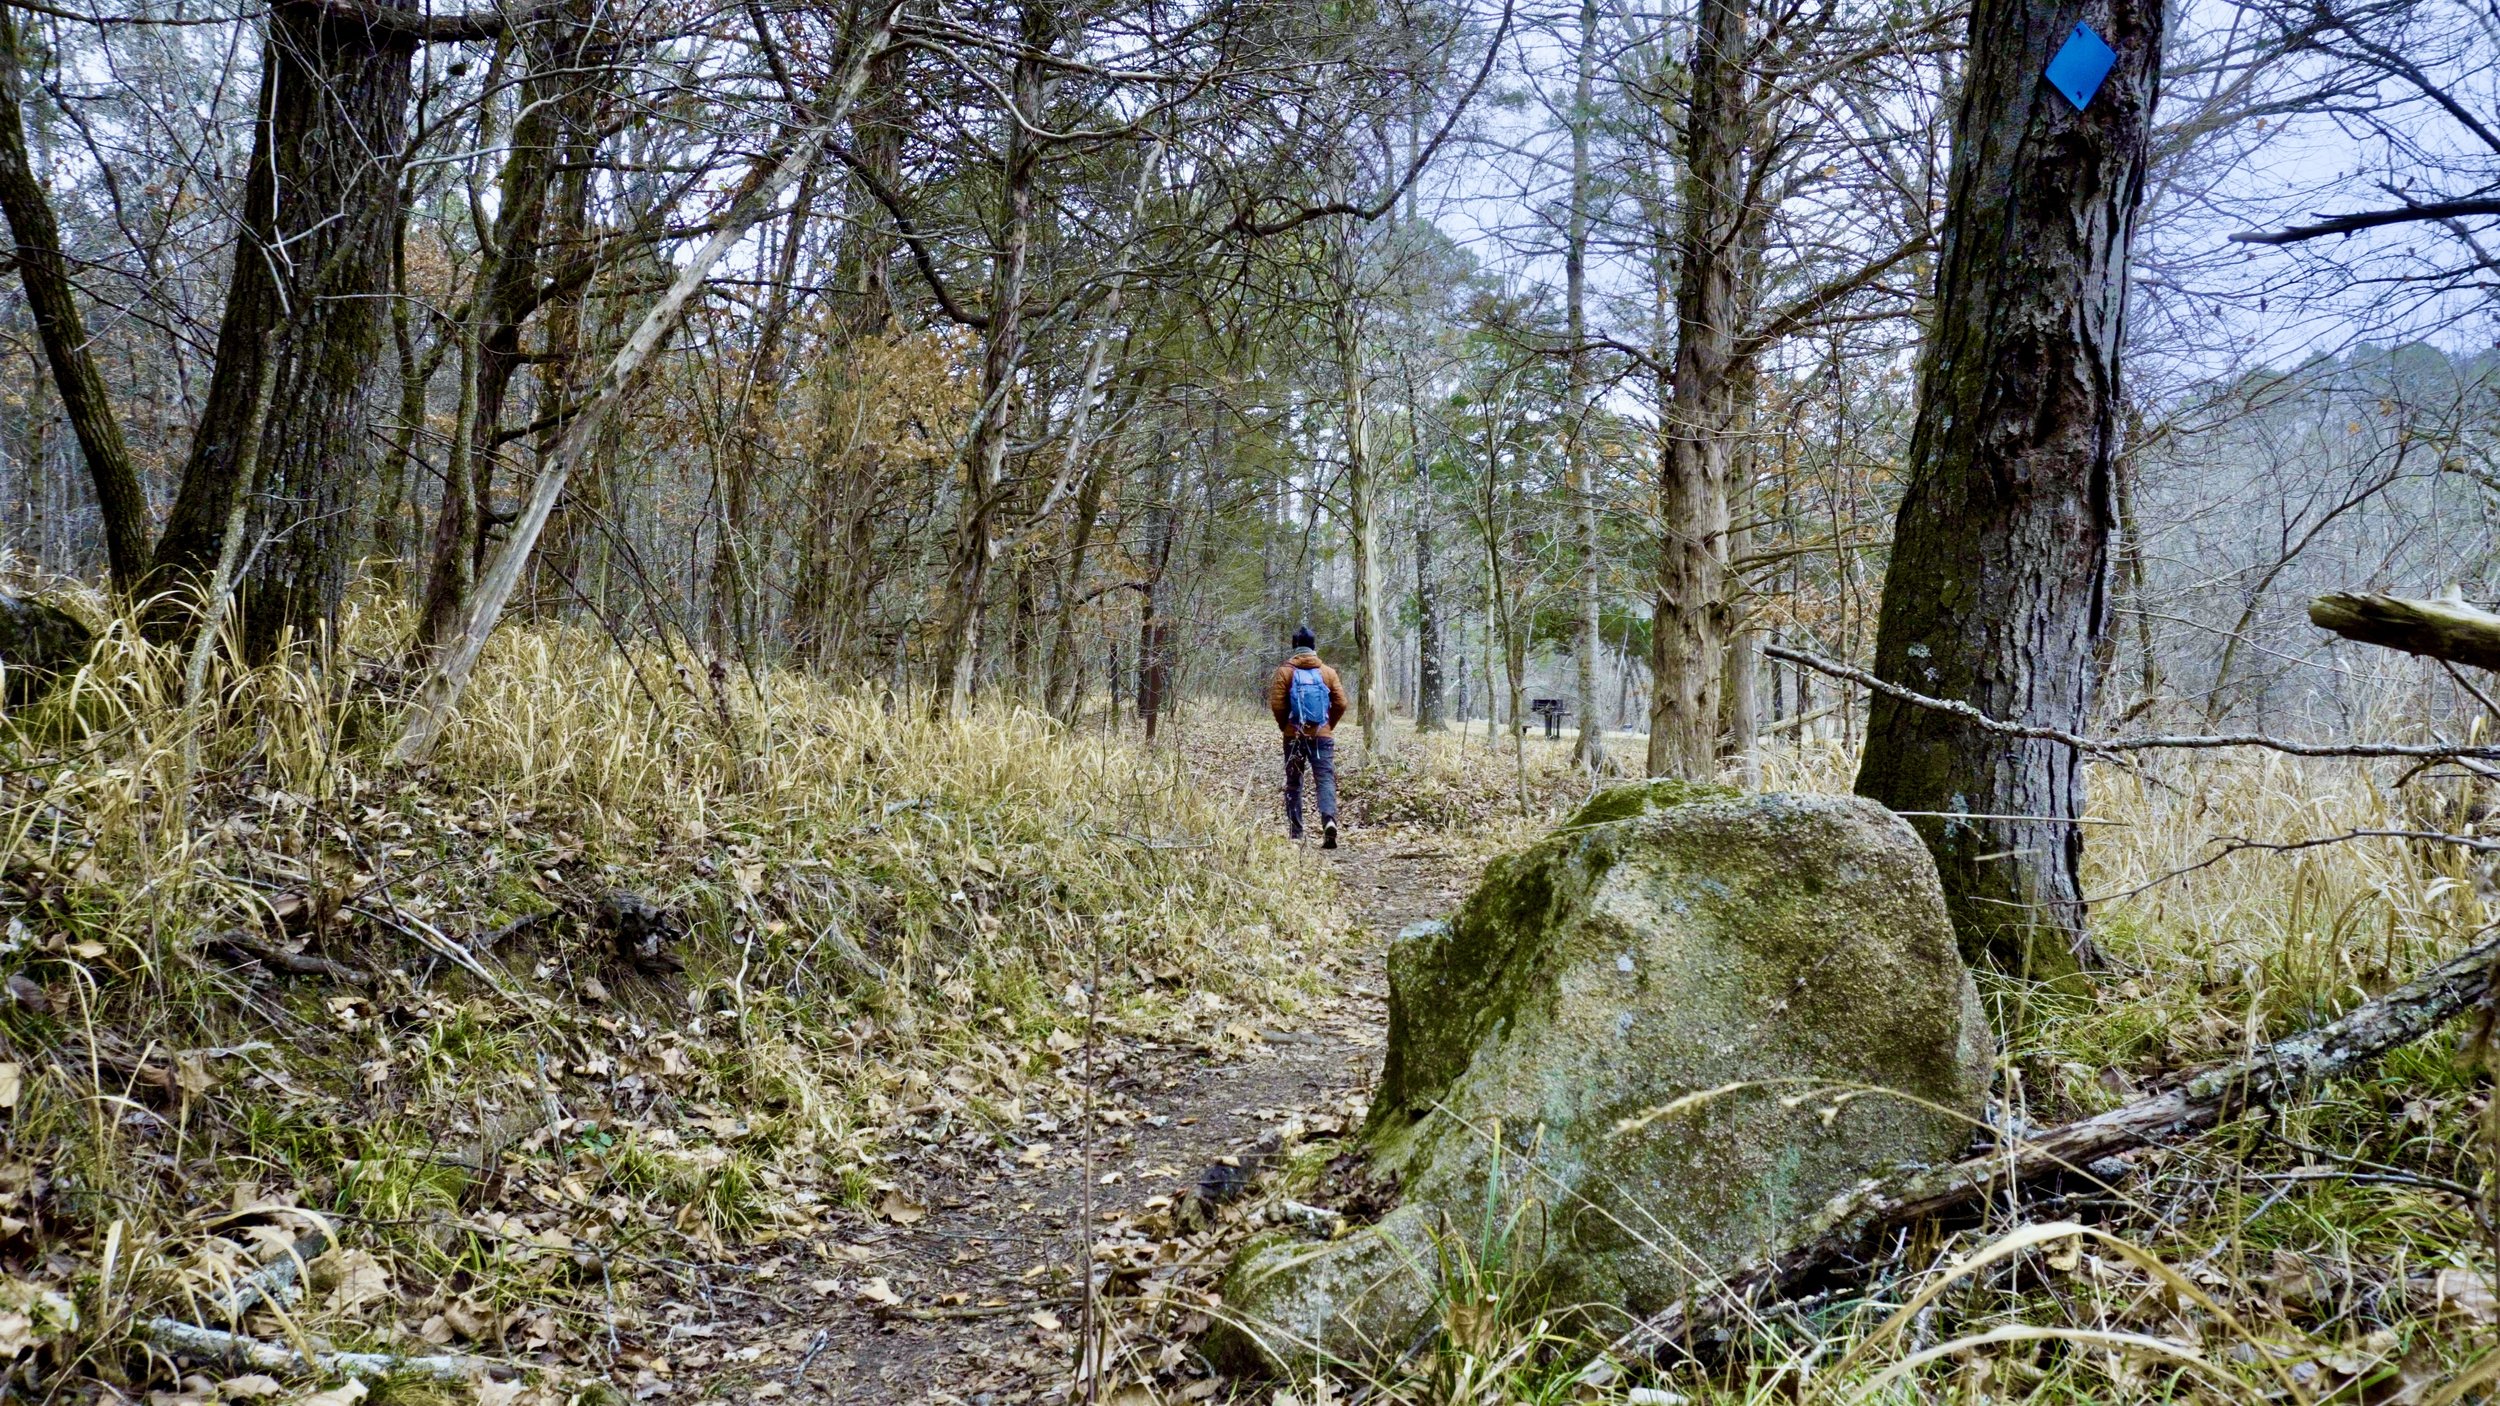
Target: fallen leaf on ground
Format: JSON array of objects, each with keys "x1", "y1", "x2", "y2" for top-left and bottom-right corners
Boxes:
[
  {"x1": 857, "y1": 1277, "x2": 902, "y2": 1306},
  {"x1": 317, "y1": 1248, "x2": 390, "y2": 1313},
  {"x1": 2433, "y1": 1267, "x2": 2499, "y2": 1321},
  {"x1": 876, "y1": 1189, "x2": 927, "y2": 1225}
]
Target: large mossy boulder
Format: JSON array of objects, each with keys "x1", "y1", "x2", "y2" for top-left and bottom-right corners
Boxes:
[
  {"x1": 1216, "y1": 787, "x2": 1991, "y2": 1373},
  {"x1": 0, "y1": 593, "x2": 93, "y2": 707}
]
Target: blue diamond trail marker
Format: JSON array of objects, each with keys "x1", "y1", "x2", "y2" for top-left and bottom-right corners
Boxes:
[{"x1": 2044, "y1": 22, "x2": 2116, "y2": 111}]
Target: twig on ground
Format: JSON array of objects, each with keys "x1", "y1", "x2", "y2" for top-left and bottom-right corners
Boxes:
[
  {"x1": 893, "y1": 1302, "x2": 1045, "y2": 1322},
  {"x1": 205, "y1": 930, "x2": 377, "y2": 985},
  {"x1": 139, "y1": 1316, "x2": 499, "y2": 1382},
  {"x1": 789, "y1": 1327, "x2": 829, "y2": 1384}
]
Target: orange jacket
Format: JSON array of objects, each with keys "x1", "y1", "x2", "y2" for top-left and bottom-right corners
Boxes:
[{"x1": 1267, "y1": 652, "x2": 1349, "y2": 739}]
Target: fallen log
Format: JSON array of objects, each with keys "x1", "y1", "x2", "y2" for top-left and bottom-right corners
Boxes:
[
  {"x1": 2309, "y1": 592, "x2": 2500, "y2": 672},
  {"x1": 1620, "y1": 929, "x2": 2500, "y2": 1356}
]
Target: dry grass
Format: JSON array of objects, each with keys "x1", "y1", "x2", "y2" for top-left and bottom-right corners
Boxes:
[{"x1": 0, "y1": 595, "x2": 1322, "y2": 1397}]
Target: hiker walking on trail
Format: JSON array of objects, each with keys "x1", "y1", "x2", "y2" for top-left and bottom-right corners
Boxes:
[{"x1": 1267, "y1": 626, "x2": 1349, "y2": 849}]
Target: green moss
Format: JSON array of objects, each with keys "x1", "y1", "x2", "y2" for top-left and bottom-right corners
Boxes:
[{"x1": 1562, "y1": 778, "x2": 1739, "y2": 830}]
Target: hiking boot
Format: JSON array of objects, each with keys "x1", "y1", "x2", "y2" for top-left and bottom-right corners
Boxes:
[{"x1": 1321, "y1": 821, "x2": 1339, "y2": 850}]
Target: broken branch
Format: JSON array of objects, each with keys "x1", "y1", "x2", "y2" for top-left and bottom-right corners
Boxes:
[
  {"x1": 139, "y1": 1316, "x2": 497, "y2": 1382},
  {"x1": 1620, "y1": 928, "x2": 2500, "y2": 1355},
  {"x1": 2309, "y1": 592, "x2": 2500, "y2": 673}
]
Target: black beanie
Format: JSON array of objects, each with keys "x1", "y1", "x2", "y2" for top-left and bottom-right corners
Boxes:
[{"x1": 1292, "y1": 626, "x2": 1316, "y2": 650}]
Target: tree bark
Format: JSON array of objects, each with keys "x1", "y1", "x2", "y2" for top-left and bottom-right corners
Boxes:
[
  {"x1": 1719, "y1": 403, "x2": 1760, "y2": 780},
  {"x1": 149, "y1": 0, "x2": 416, "y2": 657},
  {"x1": 1854, "y1": 0, "x2": 2162, "y2": 979},
  {"x1": 1646, "y1": 0, "x2": 1755, "y2": 780},
  {"x1": 0, "y1": 9, "x2": 150, "y2": 594}
]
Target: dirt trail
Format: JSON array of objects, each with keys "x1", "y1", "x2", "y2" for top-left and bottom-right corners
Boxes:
[{"x1": 691, "y1": 733, "x2": 1485, "y2": 1405}]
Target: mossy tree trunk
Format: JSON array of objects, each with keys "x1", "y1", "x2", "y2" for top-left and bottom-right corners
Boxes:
[
  {"x1": 150, "y1": 0, "x2": 417, "y2": 658},
  {"x1": 1854, "y1": 0, "x2": 2163, "y2": 979}
]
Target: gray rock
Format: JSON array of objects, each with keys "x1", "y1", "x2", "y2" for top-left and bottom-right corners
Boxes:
[
  {"x1": 1217, "y1": 787, "x2": 1991, "y2": 1372},
  {"x1": 0, "y1": 592, "x2": 94, "y2": 707}
]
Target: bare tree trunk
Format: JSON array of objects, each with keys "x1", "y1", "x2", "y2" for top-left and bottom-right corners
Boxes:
[
  {"x1": 710, "y1": 166, "x2": 814, "y2": 653},
  {"x1": 1047, "y1": 449, "x2": 1112, "y2": 721},
  {"x1": 419, "y1": 12, "x2": 595, "y2": 651},
  {"x1": 1412, "y1": 431, "x2": 1445, "y2": 732},
  {"x1": 526, "y1": 99, "x2": 598, "y2": 619},
  {"x1": 0, "y1": 9, "x2": 148, "y2": 593},
  {"x1": 1332, "y1": 219, "x2": 1386, "y2": 747},
  {"x1": 415, "y1": 324, "x2": 481, "y2": 654},
  {"x1": 1645, "y1": 0, "x2": 1753, "y2": 780},
  {"x1": 374, "y1": 213, "x2": 440, "y2": 569},
  {"x1": 1567, "y1": 0, "x2": 1606, "y2": 772},
  {"x1": 1854, "y1": 0, "x2": 2163, "y2": 980},
  {"x1": 934, "y1": 0, "x2": 1053, "y2": 714},
  {"x1": 1136, "y1": 445, "x2": 1181, "y2": 739}
]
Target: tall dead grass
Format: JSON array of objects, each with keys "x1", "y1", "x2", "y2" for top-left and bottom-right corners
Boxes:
[{"x1": 0, "y1": 595, "x2": 1321, "y2": 1392}]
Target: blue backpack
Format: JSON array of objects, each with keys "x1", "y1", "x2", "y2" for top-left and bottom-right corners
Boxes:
[{"x1": 1288, "y1": 666, "x2": 1331, "y2": 728}]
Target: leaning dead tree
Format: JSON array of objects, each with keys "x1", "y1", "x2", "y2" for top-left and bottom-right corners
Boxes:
[{"x1": 2309, "y1": 592, "x2": 2500, "y2": 673}]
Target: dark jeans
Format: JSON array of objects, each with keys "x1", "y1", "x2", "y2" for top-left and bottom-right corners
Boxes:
[{"x1": 1284, "y1": 735, "x2": 1337, "y2": 836}]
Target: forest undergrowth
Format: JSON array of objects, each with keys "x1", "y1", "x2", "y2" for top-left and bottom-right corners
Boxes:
[
  {"x1": 0, "y1": 592, "x2": 1328, "y2": 1403},
  {"x1": 1237, "y1": 739, "x2": 2500, "y2": 1405},
  {"x1": 6, "y1": 592, "x2": 2500, "y2": 1406}
]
